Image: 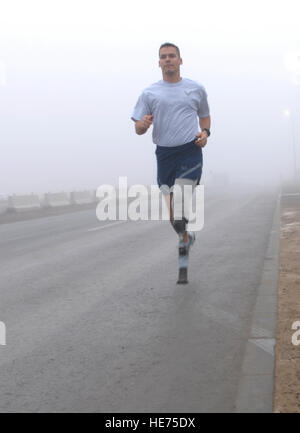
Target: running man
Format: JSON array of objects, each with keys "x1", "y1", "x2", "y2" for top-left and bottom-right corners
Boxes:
[{"x1": 131, "y1": 42, "x2": 211, "y2": 284}]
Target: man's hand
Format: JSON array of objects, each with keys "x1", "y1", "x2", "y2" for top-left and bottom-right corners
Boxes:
[
  {"x1": 195, "y1": 130, "x2": 208, "y2": 147},
  {"x1": 135, "y1": 114, "x2": 154, "y2": 135}
]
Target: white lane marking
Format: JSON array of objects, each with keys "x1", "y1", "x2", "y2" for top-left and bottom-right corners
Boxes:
[
  {"x1": 249, "y1": 338, "x2": 275, "y2": 356},
  {"x1": 282, "y1": 193, "x2": 300, "y2": 196},
  {"x1": 87, "y1": 220, "x2": 128, "y2": 232}
]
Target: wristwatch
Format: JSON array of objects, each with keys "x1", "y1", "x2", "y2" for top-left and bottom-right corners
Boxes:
[{"x1": 202, "y1": 128, "x2": 211, "y2": 137}]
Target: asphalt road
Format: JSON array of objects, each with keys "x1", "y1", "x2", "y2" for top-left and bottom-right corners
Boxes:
[{"x1": 0, "y1": 185, "x2": 279, "y2": 412}]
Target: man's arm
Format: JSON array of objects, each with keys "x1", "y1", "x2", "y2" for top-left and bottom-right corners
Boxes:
[
  {"x1": 199, "y1": 115, "x2": 211, "y2": 132},
  {"x1": 195, "y1": 115, "x2": 211, "y2": 147},
  {"x1": 134, "y1": 115, "x2": 154, "y2": 135}
]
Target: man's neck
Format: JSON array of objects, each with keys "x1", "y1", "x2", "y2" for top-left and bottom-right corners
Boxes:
[{"x1": 162, "y1": 73, "x2": 182, "y2": 83}]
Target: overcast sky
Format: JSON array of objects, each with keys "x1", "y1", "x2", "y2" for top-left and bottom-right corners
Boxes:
[{"x1": 0, "y1": 0, "x2": 299, "y2": 195}]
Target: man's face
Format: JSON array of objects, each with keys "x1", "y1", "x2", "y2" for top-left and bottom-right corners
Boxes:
[{"x1": 159, "y1": 46, "x2": 182, "y2": 75}]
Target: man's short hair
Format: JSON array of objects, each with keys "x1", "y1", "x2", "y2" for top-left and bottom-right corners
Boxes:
[{"x1": 159, "y1": 42, "x2": 180, "y2": 58}]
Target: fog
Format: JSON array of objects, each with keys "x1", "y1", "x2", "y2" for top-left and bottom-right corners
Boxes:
[{"x1": 0, "y1": 0, "x2": 299, "y2": 196}]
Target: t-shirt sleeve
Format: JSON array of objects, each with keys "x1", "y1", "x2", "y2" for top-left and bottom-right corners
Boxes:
[
  {"x1": 131, "y1": 92, "x2": 151, "y2": 122},
  {"x1": 197, "y1": 86, "x2": 210, "y2": 118}
]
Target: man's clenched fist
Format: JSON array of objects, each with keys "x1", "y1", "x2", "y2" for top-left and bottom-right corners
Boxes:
[{"x1": 135, "y1": 114, "x2": 154, "y2": 135}]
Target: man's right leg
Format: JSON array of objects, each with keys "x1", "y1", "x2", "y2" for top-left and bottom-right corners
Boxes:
[{"x1": 163, "y1": 191, "x2": 176, "y2": 229}]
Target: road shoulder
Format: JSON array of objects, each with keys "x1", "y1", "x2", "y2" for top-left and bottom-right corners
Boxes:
[
  {"x1": 274, "y1": 192, "x2": 300, "y2": 413},
  {"x1": 234, "y1": 192, "x2": 280, "y2": 412}
]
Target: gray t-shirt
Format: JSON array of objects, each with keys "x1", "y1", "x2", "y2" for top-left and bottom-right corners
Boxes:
[{"x1": 131, "y1": 78, "x2": 210, "y2": 147}]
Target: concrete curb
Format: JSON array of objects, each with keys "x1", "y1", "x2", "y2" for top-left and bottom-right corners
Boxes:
[
  {"x1": 70, "y1": 190, "x2": 96, "y2": 205},
  {"x1": 8, "y1": 194, "x2": 41, "y2": 212},
  {"x1": 0, "y1": 200, "x2": 8, "y2": 215},
  {"x1": 44, "y1": 192, "x2": 71, "y2": 207},
  {"x1": 234, "y1": 191, "x2": 280, "y2": 412}
]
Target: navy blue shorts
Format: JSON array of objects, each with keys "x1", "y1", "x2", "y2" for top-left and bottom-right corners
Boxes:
[{"x1": 155, "y1": 139, "x2": 203, "y2": 190}]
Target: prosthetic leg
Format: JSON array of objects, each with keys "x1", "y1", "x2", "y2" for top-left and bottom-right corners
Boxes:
[
  {"x1": 174, "y1": 217, "x2": 190, "y2": 284},
  {"x1": 170, "y1": 179, "x2": 197, "y2": 284}
]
